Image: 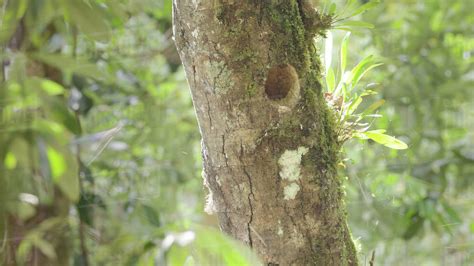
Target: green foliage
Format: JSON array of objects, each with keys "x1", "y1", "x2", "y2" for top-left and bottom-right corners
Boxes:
[
  {"x1": 321, "y1": 0, "x2": 379, "y2": 31},
  {"x1": 322, "y1": 29, "x2": 407, "y2": 149},
  {"x1": 338, "y1": 0, "x2": 474, "y2": 264},
  {"x1": 0, "y1": 0, "x2": 259, "y2": 264}
]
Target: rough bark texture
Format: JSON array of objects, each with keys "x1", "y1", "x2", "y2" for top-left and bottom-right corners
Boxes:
[{"x1": 173, "y1": 0, "x2": 357, "y2": 264}]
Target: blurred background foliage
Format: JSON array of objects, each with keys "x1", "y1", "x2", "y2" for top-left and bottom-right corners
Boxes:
[{"x1": 0, "y1": 0, "x2": 472, "y2": 265}]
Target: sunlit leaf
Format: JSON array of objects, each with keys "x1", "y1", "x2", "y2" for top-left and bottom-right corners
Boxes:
[
  {"x1": 328, "y1": 3, "x2": 337, "y2": 15},
  {"x1": 363, "y1": 131, "x2": 408, "y2": 149},
  {"x1": 41, "y1": 79, "x2": 65, "y2": 95},
  {"x1": 326, "y1": 67, "x2": 336, "y2": 92},
  {"x1": 43, "y1": 143, "x2": 79, "y2": 201},
  {"x1": 324, "y1": 31, "x2": 333, "y2": 75},
  {"x1": 4, "y1": 152, "x2": 17, "y2": 169},
  {"x1": 340, "y1": 32, "x2": 351, "y2": 74},
  {"x1": 166, "y1": 226, "x2": 261, "y2": 266},
  {"x1": 46, "y1": 146, "x2": 66, "y2": 182}
]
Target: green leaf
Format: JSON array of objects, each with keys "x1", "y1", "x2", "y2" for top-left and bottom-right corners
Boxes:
[
  {"x1": 349, "y1": 55, "x2": 383, "y2": 89},
  {"x1": 430, "y1": 10, "x2": 443, "y2": 32},
  {"x1": 361, "y1": 99, "x2": 385, "y2": 116},
  {"x1": 142, "y1": 204, "x2": 161, "y2": 227},
  {"x1": 42, "y1": 142, "x2": 79, "y2": 202},
  {"x1": 326, "y1": 67, "x2": 336, "y2": 92},
  {"x1": 191, "y1": 227, "x2": 261, "y2": 265},
  {"x1": 4, "y1": 152, "x2": 17, "y2": 169},
  {"x1": 347, "y1": 96, "x2": 363, "y2": 115},
  {"x1": 32, "y1": 237, "x2": 56, "y2": 259},
  {"x1": 44, "y1": 96, "x2": 81, "y2": 135},
  {"x1": 0, "y1": 0, "x2": 28, "y2": 45},
  {"x1": 340, "y1": 32, "x2": 351, "y2": 74},
  {"x1": 403, "y1": 214, "x2": 423, "y2": 239},
  {"x1": 30, "y1": 53, "x2": 111, "y2": 82},
  {"x1": 335, "y1": 20, "x2": 374, "y2": 29},
  {"x1": 353, "y1": 63, "x2": 383, "y2": 88},
  {"x1": 168, "y1": 246, "x2": 190, "y2": 266},
  {"x1": 348, "y1": 0, "x2": 380, "y2": 18},
  {"x1": 46, "y1": 146, "x2": 66, "y2": 182},
  {"x1": 62, "y1": 0, "x2": 111, "y2": 41},
  {"x1": 41, "y1": 79, "x2": 65, "y2": 95},
  {"x1": 363, "y1": 131, "x2": 408, "y2": 149},
  {"x1": 329, "y1": 3, "x2": 337, "y2": 15},
  {"x1": 324, "y1": 31, "x2": 333, "y2": 75}
]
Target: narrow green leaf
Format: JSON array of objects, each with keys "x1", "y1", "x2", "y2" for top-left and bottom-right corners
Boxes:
[
  {"x1": 349, "y1": 55, "x2": 381, "y2": 88},
  {"x1": 340, "y1": 32, "x2": 351, "y2": 74},
  {"x1": 353, "y1": 132, "x2": 368, "y2": 140},
  {"x1": 361, "y1": 99, "x2": 385, "y2": 116},
  {"x1": 363, "y1": 131, "x2": 408, "y2": 149},
  {"x1": 329, "y1": 3, "x2": 337, "y2": 15},
  {"x1": 324, "y1": 31, "x2": 333, "y2": 75},
  {"x1": 348, "y1": 97, "x2": 362, "y2": 115},
  {"x1": 349, "y1": 0, "x2": 380, "y2": 18},
  {"x1": 326, "y1": 67, "x2": 336, "y2": 92},
  {"x1": 336, "y1": 20, "x2": 375, "y2": 29},
  {"x1": 368, "y1": 129, "x2": 386, "y2": 134},
  {"x1": 352, "y1": 63, "x2": 383, "y2": 88}
]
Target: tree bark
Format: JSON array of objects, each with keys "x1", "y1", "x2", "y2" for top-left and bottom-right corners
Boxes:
[{"x1": 173, "y1": 0, "x2": 357, "y2": 264}]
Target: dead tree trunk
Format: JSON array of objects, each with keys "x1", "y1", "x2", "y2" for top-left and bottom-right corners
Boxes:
[{"x1": 173, "y1": 0, "x2": 357, "y2": 264}]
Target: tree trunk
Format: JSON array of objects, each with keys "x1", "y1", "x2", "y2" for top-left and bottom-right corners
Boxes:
[{"x1": 172, "y1": 0, "x2": 357, "y2": 264}]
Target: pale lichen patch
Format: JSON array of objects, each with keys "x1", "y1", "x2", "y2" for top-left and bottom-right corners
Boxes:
[
  {"x1": 278, "y1": 146, "x2": 308, "y2": 181},
  {"x1": 284, "y1": 183, "x2": 300, "y2": 200},
  {"x1": 279, "y1": 147, "x2": 308, "y2": 200}
]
